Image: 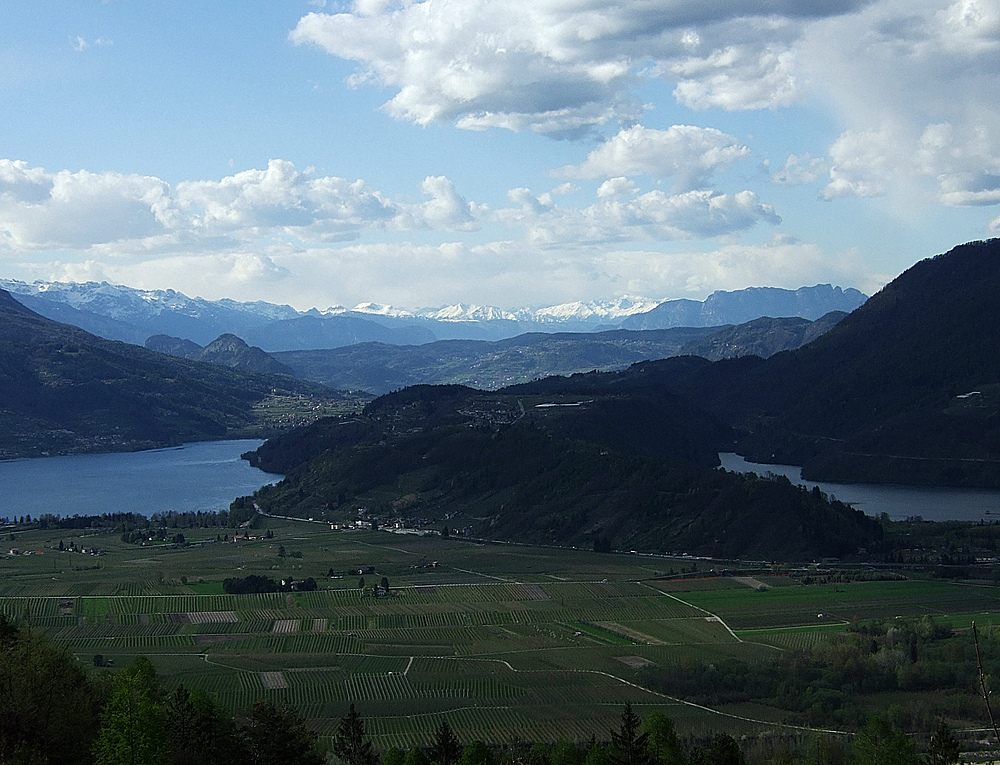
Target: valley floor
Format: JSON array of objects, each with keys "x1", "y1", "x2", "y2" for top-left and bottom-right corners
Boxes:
[{"x1": 2, "y1": 520, "x2": 999, "y2": 752}]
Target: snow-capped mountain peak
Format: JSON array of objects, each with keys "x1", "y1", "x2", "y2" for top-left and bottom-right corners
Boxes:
[
  {"x1": 351, "y1": 302, "x2": 416, "y2": 318},
  {"x1": 525, "y1": 296, "x2": 662, "y2": 322},
  {"x1": 417, "y1": 303, "x2": 519, "y2": 322}
]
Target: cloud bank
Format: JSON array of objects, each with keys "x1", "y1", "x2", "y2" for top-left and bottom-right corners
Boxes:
[{"x1": 0, "y1": 159, "x2": 482, "y2": 253}]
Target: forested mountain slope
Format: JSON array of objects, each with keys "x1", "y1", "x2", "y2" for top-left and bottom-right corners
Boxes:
[
  {"x1": 0, "y1": 290, "x2": 347, "y2": 458},
  {"x1": 243, "y1": 383, "x2": 879, "y2": 561},
  {"x1": 511, "y1": 240, "x2": 1000, "y2": 486},
  {"x1": 235, "y1": 240, "x2": 1000, "y2": 565}
]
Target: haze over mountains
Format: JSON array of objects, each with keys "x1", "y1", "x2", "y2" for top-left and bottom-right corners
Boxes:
[
  {"x1": 269, "y1": 315, "x2": 847, "y2": 394},
  {"x1": 0, "y1": 278, "x2": 866, "y2": 351}
]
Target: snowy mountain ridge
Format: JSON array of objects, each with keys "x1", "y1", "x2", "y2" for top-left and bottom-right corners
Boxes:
[
  {"x1": 1, "y1": 278, "x2": 301, "y2": 323},
  {"x1": 0, "y1": 277, "x2": 867, "y2": 350}
]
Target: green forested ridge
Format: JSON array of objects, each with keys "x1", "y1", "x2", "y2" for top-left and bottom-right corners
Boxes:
[
  {"x1": 247, "y1": 397, "x2": 878, "y2": 561},
  {"x1": 0, "y1": 289, "x2": 356, "y2": 457},
  {"x1": 186, "y1": 333, "x2": 297, "y2": 376},
  {"x1": 677, "y1": 312, "x2": 847, "y2": 363},
  {"x1": 248, "y1": 381, "x2": 730, "y2": 473},
  {"x1": 718, "y1": 239, "x2": 1000, "y2": 482},
  {"x1": 237, "y1": 239, "x2": 1000, "y2": 565}
]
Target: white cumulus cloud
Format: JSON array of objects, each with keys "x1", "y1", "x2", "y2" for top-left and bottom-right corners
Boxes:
[
  {"x1": 671, "y1": 44, "x2": 799, "y2": 110},
  {"x1": 0, "y1": 159, "x2": 483, "y2": 254},
  {"x1": 802, "y1": 0, "x2": 1000, "y2": 205},
  {"x1": 773, "y1": 153, "x2": 829, "y2": 186},
  {"x1": 498, "y1": 184, "x2": 780, "y2": 244},
  {"x1": 404, "y1": 176, "x2": 481, "y2": 231},
  {"x1": 175, "y1": 159, "x2": 400, "y2": 241},
  {"x1": 0, "y1": 161, "x2": 172, "y2": 249},
  {"x1": 821, "y1": 130, "x2": 899, "y2": 200},
  {"x1": 556, "y1": 124, "x2": 749, "y2": 190}
]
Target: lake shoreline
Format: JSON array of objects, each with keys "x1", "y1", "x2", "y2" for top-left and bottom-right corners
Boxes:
[{"x1": 719, "y1": 452, "x2": 1000, "y2": 522}]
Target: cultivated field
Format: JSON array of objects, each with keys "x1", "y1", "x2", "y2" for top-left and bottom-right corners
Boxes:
[{"x1": 2, "y1": 520, "x2": 999, "y2": 748}]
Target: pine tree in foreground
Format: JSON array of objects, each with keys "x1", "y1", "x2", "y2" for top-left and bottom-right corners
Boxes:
[
  {"x1": 332, "y1": 703, "x2": 379, "y2": 765},
  {"x1": 610, "y1": 703, "x2": 652, "y2": 765},
  {"x1": 431, "y1": 719, "x2": 464, "y2": 765},
  {"x1": 928, "y1": 720, "x2": 961, "y2": 765}
]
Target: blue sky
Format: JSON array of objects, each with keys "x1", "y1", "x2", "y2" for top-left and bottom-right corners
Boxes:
[{"x1": 1, "y1": 0, "x2": 999, "y2": 310}]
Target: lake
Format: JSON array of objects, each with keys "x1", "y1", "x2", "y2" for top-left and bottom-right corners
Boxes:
[
  {"x1": 0, "y1": 440, "x2": 281, "y2": 519},
  {"x1": 718, "y1": 452, "x2": 1000, "y2": 522},
  {"x1": 5, "y1": 440, "x2": 997, "y2": 523}
]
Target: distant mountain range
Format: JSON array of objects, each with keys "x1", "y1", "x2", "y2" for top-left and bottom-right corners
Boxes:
[
  {"x1": 619, "y1": 286, "x2": 866, "y2": 329},
  {"x1": 0, "y1": 278, "x2": 867, "y2": 351},
  {"x1": 268, "y1": 314, "x2": 847, "y2": 394}
]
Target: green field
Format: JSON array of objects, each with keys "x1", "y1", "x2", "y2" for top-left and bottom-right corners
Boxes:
[{"x1": 2, "y1": 520, "x2": 998, "y2": 749}]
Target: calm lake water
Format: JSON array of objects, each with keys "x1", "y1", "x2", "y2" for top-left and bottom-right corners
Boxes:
[
  {"x1": 718, "y1": 452, "x2": 1000, "y2": 522},
  {"x1": 0, "y1": 440, "x2": 281, "y2": 519}
]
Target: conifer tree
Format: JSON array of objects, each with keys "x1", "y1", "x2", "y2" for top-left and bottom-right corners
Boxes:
[
  {"x1": 704, "y1": 735, "x2": 744, "y2": 765},
  {"x1": 460, "y1": 740, "x2": 493, "y2": 765},
  {"x1": 332, "y1": 703, "x2": 379, "y2": 765},
  {"x1": 0, "y1": 619, "x2": 100, "y2": 765},
  {"x1": 431, "y1": 719, "x2": 464, "y2": 765},
  {"x1": 643, "y1": 712, "x2": 685, "y2": 765},
  {"x1": 242, "y1": 700, "x2": 325, "y2": 765},
  {"x1": 928, "y1": 720, "x2": 961, "y2": 765},
  {"x1": 164, "y1": 685, "x2": 245, "y2": 765},
  {"x1": 383, "y1": 747, "x2": 406, "y2": 765},
  {"x1": 849, "y1": 717, "x2": 918, "y2": 765},
  {"x1": 610, "y1": 703, "x2": 652, "y2": 765},
  {"x1": 406, "y1": 746, "x2": 433, "y2": 765}
]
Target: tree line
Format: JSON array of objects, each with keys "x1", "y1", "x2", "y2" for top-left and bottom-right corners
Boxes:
[
  {"x1": 641, "y1": 615, "x2": 1000, "y2": 732},
  {"x1": 222, "y1": 574, "x2": 318, "y2": 594}
]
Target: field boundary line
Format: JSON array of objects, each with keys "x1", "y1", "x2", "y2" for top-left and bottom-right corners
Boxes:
[
  {"x1": 636, "y1": 585, "x2": 712, "y2": 615},
  {"x1": 451, "y1": 568, "x2": 515, "y2": 582},
  {"x1": 430, "y1": 655, "x2": 850, "y2": 737},
  {"x1": 737, "y1": 620, "x2": 850, "y2": 633},
  {"x1": 404, "y1": 656, "x2": 414, "y2": 676},
  {"x1": 200, "y1": 653, "x2": 259, "y2": 677},
  {"x1": 638, "y1": 583, "x2": 785, "y2": 652},
  {"x1": 639, "y1": 584, "x2": 743, "y2": 639}
]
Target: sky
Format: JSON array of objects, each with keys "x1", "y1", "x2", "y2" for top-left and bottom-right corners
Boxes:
[{"x1": 1, "y1": 0, "x2": 999, "y2": 311}]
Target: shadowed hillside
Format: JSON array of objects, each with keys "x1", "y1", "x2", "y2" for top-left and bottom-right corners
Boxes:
[
  {"x1": 509, "y1": 240, "x2": 1000, "y2": 486},
  {"x1": 0, "y1": 290, "x2": 351, "y2": 458}
]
